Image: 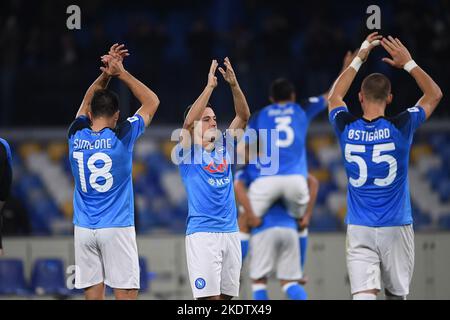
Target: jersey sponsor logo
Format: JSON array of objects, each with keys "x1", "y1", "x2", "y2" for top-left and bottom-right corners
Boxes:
[
  {"x1": 195, "y1": 278, "x2": 206, "y2": 290},
  {"x1": 204, "y1": 158, "x2": 227, "y2": 173},
  {"x1": 208, "y1": 177, "x2": 230, "y2": 187}
]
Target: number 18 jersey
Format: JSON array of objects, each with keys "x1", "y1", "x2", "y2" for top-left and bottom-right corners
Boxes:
[
  {"x1": 329, "y1": 106, "x2": 426, "y2": 227},
  {"x1": 68, "y1": 115, "x2": 145, "y2": 229}
]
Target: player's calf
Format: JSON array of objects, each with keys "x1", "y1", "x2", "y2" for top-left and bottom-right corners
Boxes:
[
  {"x1": 85, "y1": 283, "x2": 106, "y2": 300},
  {"x1": 252, "y1": 281, "x2": 269, "y2": 300},
  {"x1": 114, "y1": 288, "x2": 138, "y2": 300},
  {"x1": 281, "y1": 281, "x2": 307, "y2": 300}
]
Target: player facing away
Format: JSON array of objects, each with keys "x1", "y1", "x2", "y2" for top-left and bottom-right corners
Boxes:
[
  {"x1": 0, "y1": 138, "x2": 12, "y2": 256},
  {"x1": 236, "y1": 142, "x2": 319, "y2": 285},
  {"x1": 235, "y1": 164, "x2": 319, "y2": 300},
  {"x1": 328, "y1": 32, "x2": 442, "y2": 300},
  {"x1": 244, "y1": 53, "x2": 354, "y2": 227},
  {"x1": 175, "y1": 58, "x2": 250, "y2": 300},
  {"x1": 68, "y1": 44, "x2": 160, "y2": 300}
]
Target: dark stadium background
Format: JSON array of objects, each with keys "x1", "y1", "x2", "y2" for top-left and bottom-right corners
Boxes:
[{"x1": 1, "y1": 0, "x2": 449, "y2": 127}]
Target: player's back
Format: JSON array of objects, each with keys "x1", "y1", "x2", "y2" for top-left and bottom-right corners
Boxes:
[
  {"x1": 67, "y1": 115, "x2": 145, "y2": 228},
  {"x1": 330, "y1": 106, "x2": 426, "y2": 227},
  {"x1": 250, "y1": 97, "x2": 326, "y2": 177}
]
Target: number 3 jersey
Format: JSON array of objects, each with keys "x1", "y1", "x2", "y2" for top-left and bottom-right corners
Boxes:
[
  {"x1": 329, "y1": 106, "x2": 426, "y2": 227},
  {"x1": 247, "y1": 97, "x2": 326, "y2": 177},
  {"x1": 68, "y1": 115, "x2": 145, "y2": 229}
]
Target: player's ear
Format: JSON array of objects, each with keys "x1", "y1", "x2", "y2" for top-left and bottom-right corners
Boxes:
[
  {"x1": 386, "y1": 93, "x2": 393, "y2": 105},
  {"x1": 358, "y1": 91, "x2": 364, "y2": 104},
  {"x1": 87, "y1": 111, "x2": 93, "y2": 122},
  {"x1": 114, "y1": 111, "x2": 120, "y2": 121}
]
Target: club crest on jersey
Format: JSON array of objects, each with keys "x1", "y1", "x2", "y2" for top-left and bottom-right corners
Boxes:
[
  {"x1": 195, "y1": 278, "x2": 206, "y2": 289},
  {"x1": 204, "y1": 158, "x2": 227, "y2": 173}
]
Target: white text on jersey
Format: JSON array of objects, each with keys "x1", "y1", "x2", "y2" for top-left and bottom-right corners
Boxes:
[
  {"x1": 348, "y1": 129, "x2": 391, "y2": 142},
  {"x1": 73, "y1": 138, "x2": 112, "y2": 150}
]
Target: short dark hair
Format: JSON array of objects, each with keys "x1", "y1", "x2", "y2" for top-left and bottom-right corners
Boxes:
[
  {"x1": 270, "y1": 78, "x2": 296, "y2": 102},
  {"x1": 183, "y1": 102, "x2": 212, "y2": 121},
  {"x1": 361, "y1": 73, "x2": 392, "y2": 101},
  {"x1": 91, "y1": 89, "x2": 119, "y2": 118}
]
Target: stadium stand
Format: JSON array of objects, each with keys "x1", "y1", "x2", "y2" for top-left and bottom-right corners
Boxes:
[{"x1": 3, "y1": 128, "x2": 449, "y2": 236}]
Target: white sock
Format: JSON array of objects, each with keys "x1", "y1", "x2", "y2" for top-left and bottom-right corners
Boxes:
[
  {"x1": 252, "y1": 283, "x2": 267, "y2": 291},
  {"x1": 353, "y1": 292, "x2": 377, "y2": 300},
  {"x1": 239, "y1": 232, "x2": 250, "y2": 241}
]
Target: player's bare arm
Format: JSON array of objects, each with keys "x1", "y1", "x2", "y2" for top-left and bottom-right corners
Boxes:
[
  {"x1": 234, "y1": 179, "x2": 261, "y2": 228},
  {"x1": 180, "y1": 60, "x2": 218, "y2": 148},
  {"x1": 381, "y1": 36, "x2": 443, "y2": 119},
  {"x1": 328, "y1": 32, "x2": 382, "y2": 112},
  {"x1": 76, "y1": 44, "x2": 129, "y2": 118},
  {"x1": 321, "y1": 50, "x2": 357, "y2": 103},
  {"x1": 220, "y1": 57, "x2": 251, "y2": 137},
  {"x1": 102, "y1": 54, "x2": 160, "y2": 128}
]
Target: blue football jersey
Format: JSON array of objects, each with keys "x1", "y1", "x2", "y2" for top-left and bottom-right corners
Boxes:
[
  {"x1": 68, "y1": 115, "x2": 145, "y2": 228},
  {"x1": 329, "y1": 106, "x2": 426, "y2": 227},
  {"x1": 175, "y1": 134, "x2": 239, "y2": 235},
  {"x1": 235, "y1": 165, "x2": 297, "y2": 235},
  {"x1": 0, "y1": 138, "x2": 12, "y2": 164},
  {"x1": 247, "y1": 97, "x2": 326, "y2": 177},
  {"x1": 0, "y1": 138, "x2": 12, "y2": 201}
]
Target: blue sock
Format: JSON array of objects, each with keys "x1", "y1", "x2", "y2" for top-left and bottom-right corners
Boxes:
[
  {"x1": 283, "y1": 282, "x2": 307, "y2": 300},
  {"x1": 298, "y1": 229, "x2": 308, "y2": 270},
  {"x1": 240, "y1": 232, "x2": 250, "y2": 261},
  {"x1": 252, "y1": 284, "x2": 269, "y2": 300}
]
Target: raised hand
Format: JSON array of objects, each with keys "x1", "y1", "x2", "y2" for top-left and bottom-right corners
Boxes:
[
  {"x1": 219, "y1": 57, "x2": 238, "y2": 87},
  {"x1": 100, "y1": 43, "x2": 129, "y2": 71},
  {"x1": 108, "y1": 43, "x2": 130, "y2": 61},
  {"x1": 100, "y1": 55, "x2": 125, "y2": 77},
  {"x1": 357, "y1": 32, "x2": 382, "y2": 62},
  {"x1": 207, "y1": 59, "x2": 218, "y2": 88},
  {"x1": 381, "y1": 36, "x2": 413, "y2": 69}
]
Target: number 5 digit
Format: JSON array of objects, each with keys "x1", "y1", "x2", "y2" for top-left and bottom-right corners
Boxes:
[{"x1": 372, "y1": 143, "x2": 397, "y2": 186}]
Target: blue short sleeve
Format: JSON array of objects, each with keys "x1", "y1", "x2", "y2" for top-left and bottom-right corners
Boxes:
[
  {"x1": 117, "y1": 114, "x2": 146, "y2": 151},
  {"x1": 329, "y1": 106, "x2": 354, "y2": 136},
  {"x1": 67, "y1": 116, "x2": 90, "y2": 139}
]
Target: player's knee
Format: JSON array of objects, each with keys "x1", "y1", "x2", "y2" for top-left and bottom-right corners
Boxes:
[
  {"x1": 353, "y1": 289, "x2": 379, "y2": 300},
  {"x1": 384, "y1": 289, "x2": 406, "y2": 300},
  {"x1": 197, "y1": 295, "x2": 222, "y2": 301}
]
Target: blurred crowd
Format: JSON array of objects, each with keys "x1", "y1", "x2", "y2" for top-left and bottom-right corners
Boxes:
[{"x1": 1, "y1": 0, "x2": 449, "y2": 126}]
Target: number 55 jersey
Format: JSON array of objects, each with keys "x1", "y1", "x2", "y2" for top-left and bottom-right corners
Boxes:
[
  {"x1": 329, "y1": 106, "x2": 426, "y2": 227},
  {"x1": 68, "y1": 115, "x2": 145, "y2": 228}
]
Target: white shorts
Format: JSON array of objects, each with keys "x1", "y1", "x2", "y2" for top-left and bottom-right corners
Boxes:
[
  {"x1": 346, "y1": 224, "x2": 414, "y2": 296},
  {"x1": 185, "y1": 232, "x2": 242, "y2": 299},
  {"x1": 74, "y1": 226, "x2": 140, "y2": 290},
  {"x1": 249, "y1": 227, "x2": 302, "y2": 281},
  {"x1": 248, "y1": 175, "x2": 309, "y2": 219}
]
